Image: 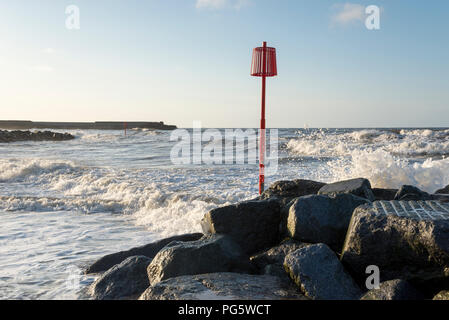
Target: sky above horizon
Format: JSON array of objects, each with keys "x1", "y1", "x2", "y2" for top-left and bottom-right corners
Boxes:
[{"x1": 0, "y1": 0, "x2": 448, "y2": 128}]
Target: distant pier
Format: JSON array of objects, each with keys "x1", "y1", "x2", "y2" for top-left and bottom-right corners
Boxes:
[{"x1": 0, "y1": 121, "x2": 177, "y2": 130}]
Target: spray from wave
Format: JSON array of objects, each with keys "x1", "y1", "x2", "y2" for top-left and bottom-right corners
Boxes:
[
  {"x1": 0, "y1": 158, "x2": 252, "y2": 237},
  {"x1": 286, "y1": 128, "x2": 449, "y2": 192}
]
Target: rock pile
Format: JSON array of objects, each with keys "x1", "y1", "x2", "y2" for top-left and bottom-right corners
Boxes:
[
  {"x1": 86, "y1": 178, "x2": 449, "y2": 300},
  {"x1": 0, "y1": 130, "x2": 74, "y2": 143}
]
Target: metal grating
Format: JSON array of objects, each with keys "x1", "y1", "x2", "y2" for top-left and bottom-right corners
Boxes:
[{"x1": 372, "y1": 201, "x2": 449, "y2": 221}]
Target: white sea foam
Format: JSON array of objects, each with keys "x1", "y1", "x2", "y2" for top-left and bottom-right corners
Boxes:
[
  {"x1": 325, "y1": 149, "x2": 449, "y2": 192},
  {"x1": 286, "y1": 128, "x2": 449, "y2": 158},
  {"x1": 285, "y1": 129, "x2": 449, "y2": 192},
  {"x1": 0, "y1": 158, "x2": 253, "y2": 237},
  {"x1": 0, "y1": 158, "x2": 79, "y2": 182}
]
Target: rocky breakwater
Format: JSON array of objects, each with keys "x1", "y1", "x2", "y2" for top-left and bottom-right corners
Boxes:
[
  {"x1": 0, "y1": 130, "x2": 74, "y2": 143},
  {"x1": 86, "y1": 178, "x2": 449, "y2": 300}
]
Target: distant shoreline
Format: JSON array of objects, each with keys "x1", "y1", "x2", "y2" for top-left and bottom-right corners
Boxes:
[{"x1": 0, "y1": 120, "x2": 177, "y2": 131}]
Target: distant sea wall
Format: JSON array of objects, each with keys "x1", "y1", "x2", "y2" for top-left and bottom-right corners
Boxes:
[{"x1": 0, "y1": 121, "x2": 177, "y2": 130}]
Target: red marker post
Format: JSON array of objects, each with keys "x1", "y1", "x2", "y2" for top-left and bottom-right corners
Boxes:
[{"x1": 251, "y1": 42, "x2": 277, "y2": 194}]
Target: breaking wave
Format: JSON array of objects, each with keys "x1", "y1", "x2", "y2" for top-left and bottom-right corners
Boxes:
[
  {"x1": 286, "y1": 128, "x2": 449, "y2": 193},
  {"x1": 0, "y1": 158, "x2": 252, "y2": 237}
]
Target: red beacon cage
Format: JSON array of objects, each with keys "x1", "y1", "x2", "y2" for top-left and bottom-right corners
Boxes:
[
  {"x1": 251, "y1": 45, "x2": 277, "y2": 77},
  {"x1": 251, "y1": 41, "x2": 278, "y2": 195}
]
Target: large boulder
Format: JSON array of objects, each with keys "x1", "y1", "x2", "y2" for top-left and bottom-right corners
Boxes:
[
  {"x1": 318, "y1": 178, "x2": 375, "y2": 201},
  {"x1": 286, "y1": 194, "x2": 369, "y2": 251},
  {"x1": 435, "y1": 185, "x2": 449, "y2": 195},
  {"x1": 139, "y1": 273, "x2": 307, "y2": 300},
  {"x1": 260, "y1": 179, "x2": 326, "y2": 200},
  {"x1": 394, "y1": 185, "x2": 433, "y2": 201},
  {"x1": 201, "y1": 199, "x2": 281, "y2": 254},
  {"x1": 284, "y1": 244, "x2": 361, "y2": 300},
  {"x1": 360, "y1": 279, "x2": 424, "y2": 300},
  {"x1": 341, "y1": 201, "x2": 449, "y2": 285},
  {"x1": 147, "y1": 235, "x2": 253, "y2": 285},
  {"x1": 250, "y1": 239, "x2": 310, "y2": 280},
  {"x1": 85, "y1": 233, "x2": 203, "y2": 274},
  {"x1": 90, "y1": 256, "x2": 152, "y2": 300},
  {"x1": 433, "y1": 290, "x2": 449, "y2": 300}
]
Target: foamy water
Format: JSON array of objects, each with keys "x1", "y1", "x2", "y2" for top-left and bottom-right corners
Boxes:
[{"x1": 1, "y1": 128, "x2": 448, "y2": 299}]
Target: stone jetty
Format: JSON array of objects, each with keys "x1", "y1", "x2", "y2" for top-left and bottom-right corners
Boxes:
[
  {"x1": 86, "y1": 178, "x2": 449, "y2": 300},
  {"x1": 0, "y1": 120, "x2": 177, "y2": 131}
]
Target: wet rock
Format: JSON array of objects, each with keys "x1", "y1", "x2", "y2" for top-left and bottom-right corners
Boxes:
[
  {"x1": 435, "y1": 185, "x2": 449, "y2": 195},
  {"x1": 147, "y1": 235, "x2": 253, "y2": 285},
  {"x1": 284, "y1": 243, "x2": 361, "y2": 300},
  {"x1": 286, "y1": 194, "x2": 369, "y2": 251},
  {"x1": 341, "y1": 201, "x2": 449, "y2": 284},
  {"x1": 372, "y1": 188, "x2": 398, "y2": 201},
  {"x1": 251, "y1": 239, "x2": 310, "y2": 270},
  {"x1": 433, "y1": 290, "x2": 449, "y2": 300},
  {"x1": 318, "y1": 178, "x2": 375, "y2": 201},
  {"x1": 90, "y1": 256, "x2": 152, "y2": 300},
  {"x1": 250, "y1": 239, "x2": 310, "y2": 280},
  {"x1": 394, "y1": 185, "x2": 433, "y2": 201},
  {"x1": 361, "y1": 279, "x2": 424, "y2": 300},
  {"x1": 260, "y1": 179, "x2": 326, "y2": 200},
  {"x1": 139, "y1": 272, "x2": 307, "y2": 300},
  {"x1": 86, "y1": 233, "x2": 203, "y2": 274},
  {"x1": 201, "y1": 199, "x2": 281, "y2": 254}
]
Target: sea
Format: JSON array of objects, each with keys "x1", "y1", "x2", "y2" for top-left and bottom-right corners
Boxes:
[{"x1": 1, "y1": 127, "x2": 449, "y2": 299}]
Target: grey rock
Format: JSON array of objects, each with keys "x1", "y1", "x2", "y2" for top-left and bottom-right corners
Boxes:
[
  {"x1": 251, "y1": 239, "x2": 311, "y2": 269},
  {"x1": 435, "y1": 185, "x2": 449, "y2": 195},
  {"x1": 372, "y1": 188, "x2": 398, "y2": 201},
  {"x1": 318, "y1": 178, "x2": 375, "y2": 201},
  {"x1": 90, "y1": 256, "x2": 152, "y2": 300},
  {"x1": 284, "y1": 243, "x2": 361, "y2": 300},
  {"x1": 250, "y1": 239, "x2": 311, "y2": 281},
  {"x1": 86, "y1": 233, "x2": 203, "y2": 274},
  {"x1": 260, "y1": 179, "x2": 326, "y2": 200},
  {"x1": 147, "y1": 235, "x2": 253, "y2": 285},
  {"x1": 394, "y1": 185, "x2": 432, "y2": 201},
  {"x1": 433, "y1": 290, "x2": 449, "y2": 300},
  {"x1": 361, "y1": 279, "x2": 424, "y2": 300},
  {"x1": 201, "y1": 199, "x2": 281, "y2": 254},
  {"x1": 286, "y1": 194, "x2": 369, "y2": 251},
  {"x1": 341, "y1": 201, "x2": 449, "y2": 284},
  {"x1": 139, "y1": 272, "x2": 307, "y2": 300}
]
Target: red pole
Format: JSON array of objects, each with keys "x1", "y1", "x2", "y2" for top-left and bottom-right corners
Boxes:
[{"x1": 259, "y1": 41, "x2": 267, "y2": 195}]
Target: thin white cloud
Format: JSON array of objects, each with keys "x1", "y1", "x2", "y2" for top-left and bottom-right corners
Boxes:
[
  {"x1": 331, "y1": 3, "x2": 365, "y2": 25},
  {"x1": 196, "y1": 0, "x2": 251, "y2": 10}
]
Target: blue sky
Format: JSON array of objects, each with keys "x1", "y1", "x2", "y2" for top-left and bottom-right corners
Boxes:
[{"x1": 0, "y1": 0, "x2": 448, "y2": 128}]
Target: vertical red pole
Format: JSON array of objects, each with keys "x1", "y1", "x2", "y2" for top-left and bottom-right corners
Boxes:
[{"x1": 259, "y1": 41, "x2": 267, "y2": 195}]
